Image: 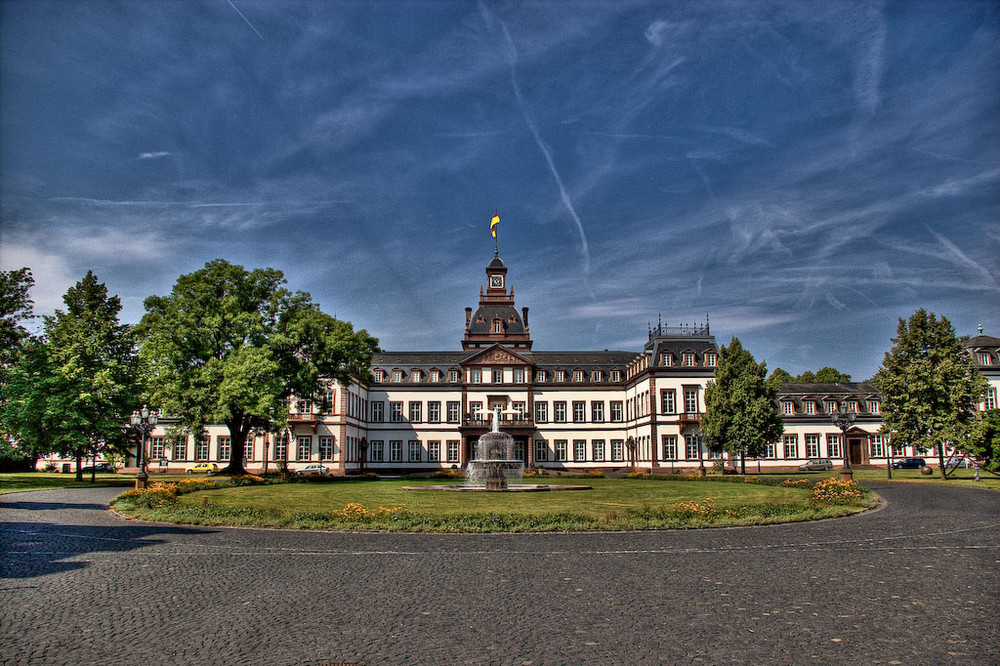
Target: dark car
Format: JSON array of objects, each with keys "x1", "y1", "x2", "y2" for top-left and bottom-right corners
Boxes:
[
  {"x1": 81, "y1": 463, "x2": 115, "y2": 474},
  {"x1": 891, "y1": 457, "x2": 926, "y2": 469}
]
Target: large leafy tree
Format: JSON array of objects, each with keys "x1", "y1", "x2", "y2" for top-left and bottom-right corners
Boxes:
[
  {"x1": 872, "y1": 309, "x2": 987, "y2": 479},
  {"x1": 968, "y1": 409, "x2": 1000, "y2": 473},
  {"x1": 2, "y1": 272, "x2": 143, "y2": 480},
  {"x1": 0, "y1": 268, "x2": 37, "y2": 468},
  {"x1": 139, "y1": 259, "x2": 379, "y2": 475},
  {"x1": 703, "y1": 337, "x2": 784, "y2": 474}
]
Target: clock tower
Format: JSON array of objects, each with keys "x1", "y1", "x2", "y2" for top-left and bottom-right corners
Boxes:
[{"x1": 462, "y1": 254, "x2": 532, "y2": 351}]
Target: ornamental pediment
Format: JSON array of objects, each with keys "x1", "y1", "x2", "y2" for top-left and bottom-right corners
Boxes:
[{"x1": 462, "y1": 345, "x2": 531, "y2": 367}]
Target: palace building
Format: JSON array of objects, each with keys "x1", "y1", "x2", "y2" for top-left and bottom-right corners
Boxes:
[{"x1": 40, "y1": 252, "x2": 1000, "y2": 475}]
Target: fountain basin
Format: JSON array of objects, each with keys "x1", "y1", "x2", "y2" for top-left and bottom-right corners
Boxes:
[{"x1": 403, "y1": 484, "x2": 592, "y2": 492}]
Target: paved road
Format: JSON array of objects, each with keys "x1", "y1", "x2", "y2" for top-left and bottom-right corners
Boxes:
[{"x1": 2, "y1": 483, "x2": 998, "y2": 666}]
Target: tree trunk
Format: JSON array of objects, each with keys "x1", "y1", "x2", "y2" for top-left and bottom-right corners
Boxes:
[
  {"x1": 740, "y1": 450, "x2": 746, "y2": 475},
  {"x1": 219, "y1": 414, "x2": 249, "y2": 476},
  {"x1": 937, "y1": 440, "x2": 947, "y2": 480},
  {"x1": 74, "y1": 449, "x2": 84, "y2": 481}
]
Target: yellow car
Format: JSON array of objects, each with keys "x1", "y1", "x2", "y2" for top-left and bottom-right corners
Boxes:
[{"x1": 187, "y1": 463, "x2": 219, "y2": 474}]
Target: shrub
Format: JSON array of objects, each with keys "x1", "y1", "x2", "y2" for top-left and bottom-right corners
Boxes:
[
  {"x1": 810, "y1": 477, "x2": 864, "y2": 505},
  {"x1": 587, "y1": 469, "x2": 605, "y2": 478},
  {"x1": 113, "y1": 483, "x2": 178, "y2": 509}
]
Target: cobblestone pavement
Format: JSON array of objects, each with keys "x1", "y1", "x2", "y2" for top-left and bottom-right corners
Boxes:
[{"x1": 2, "y1": 482, "x2": 998, "y2": 666}]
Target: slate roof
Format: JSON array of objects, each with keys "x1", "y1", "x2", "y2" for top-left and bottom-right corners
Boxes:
[{"x1": 466, "y1": 304, "x2": 526, "y2": 335}]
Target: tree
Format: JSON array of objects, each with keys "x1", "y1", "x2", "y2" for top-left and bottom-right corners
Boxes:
[
  {"x1": 872, "y1": 309, "x2": 987, "y2": 479},
  {"x1": 2, "y1": 272, "x2": 143, "y2": 480},
  {"x1": 703, "y1": 338, "x2": 784, "y2": 474},
  {"x1": 813, "y1": 366, "x2": 852, "y2": 383},
  {"x1": 0, "y1": 268, "x2": 38, "y2": 469},
  {"x1": 766, "y1": 367, "x2": 792, "y2": 392},
  {"x1": 969, "y1": 410, "x2": 1000, "y2": 473},
  {"x1": 138, "y1": 259, "x2": 379, "y2": 475}
]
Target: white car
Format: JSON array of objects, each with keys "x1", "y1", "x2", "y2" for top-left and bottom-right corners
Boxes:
[
  {"x1": 295, "y1": 463, "x2": 330, "y2": 476},
  {"x1": 797, "y1": 459, "x2": 834, "y2": 471}
]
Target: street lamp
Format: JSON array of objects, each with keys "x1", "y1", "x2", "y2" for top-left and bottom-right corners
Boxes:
[
  {"x1": 130, "y1": 406, "x2": 158, "y2": 489},
  {"x1": 625, "y1": 436, "x2": 636, "y2": 469},
  {"x1": 831, "y1": 404, "x2": 856, "y2": 481}
]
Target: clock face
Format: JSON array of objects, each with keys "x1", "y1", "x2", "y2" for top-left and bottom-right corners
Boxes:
[{"x1": 490, "y1": 275, "x2": 504, "y2": 288}]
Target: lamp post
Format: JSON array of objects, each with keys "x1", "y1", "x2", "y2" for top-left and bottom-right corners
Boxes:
[
  {"x1": 130, "y1": 406, "x2": 158, "y2": 489},
  {"x1": 358, "y1": 437, "x2": 368, "y2": 474},
  {"x1": 831, "y1": 405, "x2": 856, "y2": 482},
  {"x1": 625, "y1": 436, "x2": 636, "y2": 469}
]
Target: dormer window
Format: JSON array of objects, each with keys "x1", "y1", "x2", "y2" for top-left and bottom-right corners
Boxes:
[
  {"x1": 660, "y1": 353, "x2": 672, "y2": 367},
  {"x1": 825, "y1": 400, "x2": 837, "y2": 413},
  {"x1": 430, "y1": 369, "x2": 440, "y2": 382},
  {"x1": 979, "y1": 352, "x2": 992, "y2": 365},
  {"x1": 804, "y1": 401, "x2": 815, "y2": 415},
  {"x1": 573, "y1": 370, "x2": 584, "y2": 382},
  {"x1": 448, "y1": 370, "x2": 459, "y2": 383},
  {"x1": 555, "y1": 369, "x2": 565, "y2": 382},
  {"x1": 373, "y1": 369, "x2": 384, "y2": 383},
  {"x1": 611, "y1": 369, "x2": 621, "y2": 382},
  {"x1": 868, "y1": 400, "x2": 880, "y2": 414},
  {"x1": 492, "y1": 369, "x2": 503, "y2": 383},
  {"x1": 846, "y1": 400, "x2": 859, "y2": 413},
  {"x1": 592, "y1": 370, "x2": 602, "y2": 382},
  {"x1": 470, "y1": 369, "x2": 481, "y2": 384},
  {"x1": 705, "y1": 352, "x2": 717, "y2": 367},
  {"x1": 536, "y1": 370, "x2": 547, "y2": 382},
  {"x1": 683, "y1": 352, "x2": 695, "y2": 367},
  {"x1": 392, "y1": 370, "x2": 402, "y2": 382},
  {"x1": 410, "y1": 369, "x2": 422, "y2": 383},
  {"x1": 782, "y1": 400, "x2": 795, "y2": 415},
  {"x1": 492, "y1": 318, "x2": 503, "y2": 334}
]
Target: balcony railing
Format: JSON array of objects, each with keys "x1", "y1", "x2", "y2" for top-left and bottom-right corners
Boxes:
[
  {"x1": 675, "y1": 412, "x2": 703, "y2": 424},
  {"x1": 462, "y1": 416, "x2": 535, "y2": 428}
]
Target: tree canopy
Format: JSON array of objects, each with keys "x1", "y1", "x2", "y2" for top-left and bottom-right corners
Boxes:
[
  {"x1": 703, "y1": 337, "x2": 784, "y2": 473},
  {"x1": 768, "y1": 366, "x2": 851, "y2": 385},
  {"x1": 872, "y1": 309, "x2": 987, "y2": 479},
  {"x1": 139, "y1": 259, "x2": 379, "y2": 475},
  {"x1": 1, "y1": 272, "x2": 142, "y2": 479},
  {"x1": 0, "y1": 267, "x2": 35, "y2": 359}
]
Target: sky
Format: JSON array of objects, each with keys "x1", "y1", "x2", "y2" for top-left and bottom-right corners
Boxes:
[{"x1": 1, "y1": 0, "x2": 998, "y2": 381}]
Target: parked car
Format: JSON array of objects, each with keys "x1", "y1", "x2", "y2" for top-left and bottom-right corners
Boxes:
[
  {"x1": 946, "y1": 457, "x2": 974, "y2": 469},
  {"x1": 296, "y1": 463, "x2": 330, "y2": 476},
  {"x1": 891, "y1": 457, "x2": 926, "y2": 469},
  {"x1": 187, "y1": 462, "x2": 219, "y2": 474},
  {"x1": 797, "y1": 459, "x2": 834, "y2": 471},
  {"x1": 81, "y1": 463, "x2": 115, "y2": 474}
]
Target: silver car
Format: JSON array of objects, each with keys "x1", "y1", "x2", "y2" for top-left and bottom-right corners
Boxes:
[
  {"x1": 798, "y1": 459, "x2": 834, "y2": 471},
  {"x1": 295, "y1": 463, "x2": 330, "y2": 476}
]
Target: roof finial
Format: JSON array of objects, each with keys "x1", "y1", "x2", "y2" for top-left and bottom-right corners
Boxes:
[
  {"x1": 706, "y1": 313, "x2": 710, "y2": 334},
  {"x1": 978, "y1": 323, "x2": 984, "y2": 336}
]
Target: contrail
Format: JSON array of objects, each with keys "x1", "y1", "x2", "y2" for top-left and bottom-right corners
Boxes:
[
  {"x1": 499, "y1": 20, "x2": 591, "y2": 275},
  {"x1": 227, "y1": 0, "x2": 264, "y2": 40}
]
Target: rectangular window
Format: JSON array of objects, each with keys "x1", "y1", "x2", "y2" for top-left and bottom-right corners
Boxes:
[
  {"x1": 705, "y1": 352, "x2": 717, "y2": 367},
  {"x1": 370, "y1": 440, "x2": 384, "y2": 462},
  {"x1": 392, "y1": 370, "x2": 402, "y2": 382},
  {"x1": 611, "y1": 401, "x2": 623, "y2": 422},
  {"x1": 782, "y1": 401, "x2": 795, "y2": 415},
  {"x1": 573, "y1": 440, "x2": 587, "y2": 462},
  {"x1": 469, "y1": 401, "x2": 483, "y2": 420},
  {"x1": 428, "y1": 440, "x2": 441, "y2": 462},
  {"x1": 447, "y1": 401, "x2": 460, "y2": 423},
  {"x1": 408, "y1": 440, "x2": 421, "y2": 462},
  {"x1": 573, "y1": 370, "x2": 584, "y2": 382},
  {"x1": 827, "y1": 435, "x2": 841, "y2": 458},
  {"x1": 408, "y1": 402, "x2": 422, "y2": 423},
  {"x1": 430, "y1": 370, "x2": 440, "y2": 383},
  {"x1": 573, "y1": 401, "x2": 586, "y2": 423},
  {"x1": 322, "y1": 389, "x2": 335, "y2": 414},
  {"x1": 985, "y1": 388, "x2": 997, "y2": 410},
  {"x1": 611, "y1": 439, "x2": 624, "y2": 461},
  {"x1": 806, "y1": 434, "x2": 820, "y2": 458},
  {"x1": 683, "y1": 352, "x2": 695, "y2": 366},
  {"x1": 272, "y1": 436, "x2": 287, "y2": 461},
  {"x1": 149, "y1": 437, "x2": 165, "y2": 459},
  {"x1": 243, "y1": 438, "x2": 253, "y2": 461},
  {"x1": 556, "y1": 370, "x2": 565, "y2": 382},
  {"x1": 389, "y1": 402, "x2": 402, "y2": 422},
  {"x1": 685, "y1": 434, "x2": 701, "y2": 459},
  {"x1": 536, "y1": 370, "x2": 546, "y2": 382},
  {"x1": 684, "y1": 389, "x2": 698, "y2": 413},
  {"x1": 846, "y1": 400, "x2": 859, "y2": 413},
  {"x1": 554, "y1": 402, "x2": 567, "y2": 423},
  {"x1": 172, "y1": 438, "x2": 187, "y2": 461},
  {"x1": 592, "y1": 370, "x2": 602, "y2": 382},
  {"x1": 783, "y1": 435, "x2": 797, "y2": 459},
  {"x1": 512, "y1": 402, "x2": 526, "y2": 419},
  {"x1": 295, "y1": 399, "x2": 311, "y2": 415},
  {"x1": 449, "y1": 370, "x2": 459, "y2": 383},
  {"x1": 470, "y1": 369, "x2": 481, "y2": 384},
  {"x1": 218, "y1": 437, "x2": 231, "y2": 461},
  {"x1": 446, "y1": 440, "x2": 459, "y2": 462},
  {"x1": 492, "y1": 369, "x2": 503, "y2": 384},
  {"x1": 867, "y1": 400, "x2": 879, "y2": 414},
  {"x1": 513, "y1": 440, "x2": 524, "y2": 461},
  {"x1": 410, "y1": 369, "x2": 422, "y2": 383},
  {"x1": 555, "y1": 440, "x2": 568, "y2": 462},
  {"x1": 535, "y1": 401, "x2": 548, "y2": 423},
  {"x1": 370, "y1": 401, "x2": 383, "y2": 422},
  {"x1": 869, "y1": 435, "x2": 885, "y2": 458},
  {"x1": 825, "y1": 400, "x2": 837, "y2": 413},
  {"x1": 660, "y1": 353, "x2": 672, "y2": 366},
  {"x1": 319, "y1": 437, "x2": 333, "y2": 460},
  {"x1": 805, "y1": 401, "x2": 815, "y2": 415},
  {"x1": 374, "y1": 369, "x2": 384, "y2": 382},
  {"x1": 660, "y1": 390, "x2": 676, "y2": 414},
  {"x1": 592, "y1": 439, "x2": 605, "y2": 462},
  {"x1": 297, "y1": 436, "x2": 311, "y2": 461},
  {"x1": 765, "y1": 442, "x2": 776, "y2": 459},
  {"x1": 661, "y1": 435, "x2": 677, "y2": 460},
  {"x1": 591, "y1": 401, "x2": 604, "y2": 423},
  {"x1": 611, "y1": 370, "x2": 621, "y2": 382},
  {"x1": 979, "y1": 352, "x2": 992, "y2": 365},
  {"x1": 428, "y1": 401, "x2": 441, "y2": 423},
  {"x1": 534, "y1": 439, "x2": 548, "y2": 462},
  {"x1": 513, "y1": 368, "x2": 524, "y2": 383},
  {"x1": 389, "y1": 440, "x2": 402, "y2": 462}
]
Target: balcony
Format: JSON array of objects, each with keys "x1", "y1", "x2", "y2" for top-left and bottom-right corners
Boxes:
[
  {"x1": 288, "y1": 413, "x2": 320, "y2": 432},
  {"x1": 675, "y1": 412, "x2": 703, "y2": 424},
  {"x1": 462, "y1": 416, "x2": 535, "y2": 429}
]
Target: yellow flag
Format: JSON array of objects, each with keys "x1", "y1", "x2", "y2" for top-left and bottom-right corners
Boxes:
[{"x1": 490, "y1": 211, "x2": 500, "y2": 238}]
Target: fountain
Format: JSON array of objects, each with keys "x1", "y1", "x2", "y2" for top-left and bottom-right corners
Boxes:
[
  {"x1": 464, "y1": 406, "x2": 524, "y2": 490},
  {"x1": 403, "y1": 405, "x2": 592, "y2": 493}
]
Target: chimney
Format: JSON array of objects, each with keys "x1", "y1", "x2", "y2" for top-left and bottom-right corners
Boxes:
[
  {"x1": 522, "y1": 307, "x2": 529, "y2": 329},
  {"x1": 465, "y1": 307, "x2": 472, "y2": 331}
]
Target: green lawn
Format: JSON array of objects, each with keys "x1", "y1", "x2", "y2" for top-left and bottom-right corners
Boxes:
[
  {"x1": 770, "y1": 467, "x2": 1000, "y2": 491},
  {"x1": 180, "y1": 476, "x2": 805, "y2": 516},
  {"x1": 0, "y1": 472, "x2": 134, "y2": 495}
]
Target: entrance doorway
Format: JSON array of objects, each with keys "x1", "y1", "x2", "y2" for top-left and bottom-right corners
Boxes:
[{"x1": 849, "y1": 437, "x2": 866, "y2": 466}]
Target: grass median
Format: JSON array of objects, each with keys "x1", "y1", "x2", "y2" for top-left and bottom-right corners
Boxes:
[{"x1": 109, "y1": 474, "x2": 878, "y2": 532}]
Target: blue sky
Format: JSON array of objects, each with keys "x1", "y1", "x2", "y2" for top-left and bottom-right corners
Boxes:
[{"x1": 1, "y1": 0, "x2": 998, "y2": 380}]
